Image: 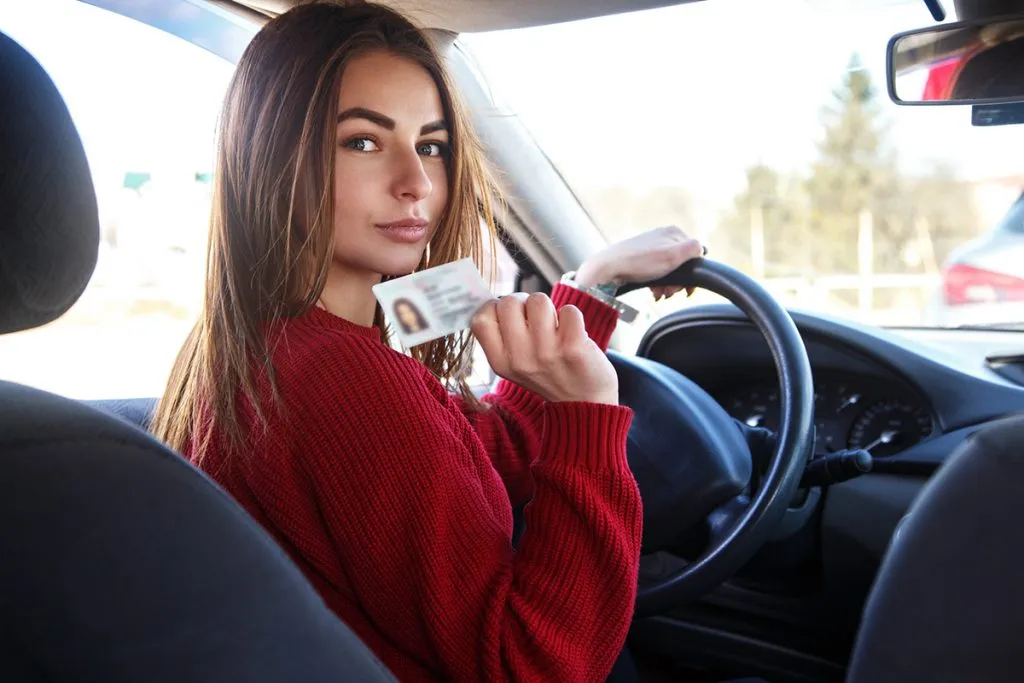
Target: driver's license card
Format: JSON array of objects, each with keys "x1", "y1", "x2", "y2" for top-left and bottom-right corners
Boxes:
[{"x1": 372, "y1": 258, "x2": 493, "y2": 348}]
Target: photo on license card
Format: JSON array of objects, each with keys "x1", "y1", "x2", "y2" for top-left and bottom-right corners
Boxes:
[{"x1": 372, "y1": 258, "x2": 493, "y2": 348}]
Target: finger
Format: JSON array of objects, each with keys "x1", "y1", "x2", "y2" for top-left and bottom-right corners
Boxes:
[
  {"x1": 648, "y1": 237, "x2": 705, "y2": 283},
  {"x1": 496, "y1": 294, "x2": 530, "y2": 361},
  {"x1": 651, "y1": 286, "x2": 664, "y2": 301},
  {"x1": 556, "y1": 304, "x2": 587, "y2": 346},
  {"x1": 662, "y1": 285, "x2": 685, "y2": 298},
  {"x1": 471, "y1": 300, "x2": 506, "y2": 370},
  {"x1": 686, "y1": 286, "x2": 696, "y2": 298},
  {"x1": 525, "y1": 293, "x2": 557, "y2": 351},
  {"x1": 675, "y1": 237, "x2": 704, "y2": 262}
]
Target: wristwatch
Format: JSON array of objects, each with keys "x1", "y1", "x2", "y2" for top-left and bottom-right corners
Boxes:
[
  {"x1": 560, "y1": 246, "x2": 707, "y2": 324},
  {"x1": 559, "y1": 271, "x2": 639, "y2": 323}
]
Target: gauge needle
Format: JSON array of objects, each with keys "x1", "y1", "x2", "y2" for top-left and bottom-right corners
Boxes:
[
  {"x1": 865, "y1": 429, "x2": 900, "y2": 452},
  {"x1": 837, "y1": 394, "x2": 861, "y2": 414}
]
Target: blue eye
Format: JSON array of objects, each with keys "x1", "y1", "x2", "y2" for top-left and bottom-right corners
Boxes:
[
  {"x1": 343, "y1": 137, "x2": 380, "y2": 152},
  {"x1": 417, "y1": 142, "x2": 448, "y2": 157}
]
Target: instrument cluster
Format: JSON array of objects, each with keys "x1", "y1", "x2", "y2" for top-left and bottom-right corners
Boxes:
[{"x1": 709, "y1": 373, "x2": 935, "y2": 457}]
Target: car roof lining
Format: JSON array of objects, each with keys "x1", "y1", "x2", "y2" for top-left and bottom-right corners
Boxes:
[{"x1": 224, "y1": 0, "x2": 703, "y2": 33}]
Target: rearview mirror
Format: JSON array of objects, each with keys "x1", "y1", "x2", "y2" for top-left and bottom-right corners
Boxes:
[{"x1": 888, "y1": 13, "x2": 1024, "y2": 105}]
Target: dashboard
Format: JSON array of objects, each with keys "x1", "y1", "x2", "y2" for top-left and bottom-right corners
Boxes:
[
  {"x1": 626, "y1": 303, "x2": 1024, "y2": 683},
  {"x1": 636, "y1": 304, "x2": 1024, "y2": 467}
]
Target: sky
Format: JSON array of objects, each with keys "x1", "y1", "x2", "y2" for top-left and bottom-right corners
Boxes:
[
  {"x1": 0, "y1": 0, "x2": 237, "y2": 203},
  {"x1": 2, "y1": 0, "x2": 1022, "y2": 219},
  {"x1": 460, "y1": 0, "x2": 1024, "y2": 199}
]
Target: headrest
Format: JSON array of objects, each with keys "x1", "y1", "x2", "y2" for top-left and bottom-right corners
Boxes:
[
  {"x1": 952, "y1": 36, "x2": 1024, "y2": 99},
  {"x1": 0, "y1": 32, "x2": 99, "y2": 334}
]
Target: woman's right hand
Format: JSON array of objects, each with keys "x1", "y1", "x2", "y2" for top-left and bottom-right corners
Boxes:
[{"x1": 472, "y1": 293, "x2": 619, "y2": 406}]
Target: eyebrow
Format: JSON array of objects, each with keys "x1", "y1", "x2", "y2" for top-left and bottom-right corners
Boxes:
[{"x1": 337, "y1": 107, "x2": 447, "y2": 135}]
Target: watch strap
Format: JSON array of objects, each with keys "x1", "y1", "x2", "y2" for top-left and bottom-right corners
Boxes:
[{"x1": 560, "y1": 271, "x2": 638, "y2": 323}]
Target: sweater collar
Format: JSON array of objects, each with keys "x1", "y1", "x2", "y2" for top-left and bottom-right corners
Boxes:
[{"x1": 303, "y1": 305, "x2": 383, "y2": 341}]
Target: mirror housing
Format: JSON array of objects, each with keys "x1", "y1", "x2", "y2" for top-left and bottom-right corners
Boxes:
[{"x1": 887, "y1": 12, "x2": 1024, "y2": 105}]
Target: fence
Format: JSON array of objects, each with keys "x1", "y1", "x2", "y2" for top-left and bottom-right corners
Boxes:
[
  {"x1": 760, "y1": 273, "x2": 940, "y2": 325},
  {"x1": 729, "y1": 207, "x2": 943, "y2": 326}
]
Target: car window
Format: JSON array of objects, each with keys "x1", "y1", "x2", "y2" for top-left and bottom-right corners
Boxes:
[
  {"x1": 995, "y1": 193, "x2": 1024, "y2": 234},
  {"x1": 460, "y1": 0, "x2": 1024, "y2": 332},
  {"x1": 0, "y1": 0, "x2": 238, "y2": 399},
  {"x1": 0, "y1": 0, "x2": 516, "y2": 399},
  {"x1": 466, "y1": 229, "x2": 518, "y2": 389}
]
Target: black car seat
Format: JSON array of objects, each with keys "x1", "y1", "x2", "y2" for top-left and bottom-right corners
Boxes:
[
  {"x1": 951, "y1": 34, "x2": 1024, "y2": 100},
  {"x1": 846, "y1": 415, "x2": 1024, "y2": 683},
  {"x1": 0, "y1": 30, "x2": 394, "y2": 683}
]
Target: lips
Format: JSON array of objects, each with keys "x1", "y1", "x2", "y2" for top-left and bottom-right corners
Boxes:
[
  {"x1": 375, "y1": 217, "x2": 428, "y2": 244},
  {"x1": 378, "y1": 218, "x2": 428, "y2": 230}
]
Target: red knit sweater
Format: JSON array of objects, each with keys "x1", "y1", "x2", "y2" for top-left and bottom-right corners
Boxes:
[{"x1": 187, "y1": 284, "x2": 643, "y2": 682}]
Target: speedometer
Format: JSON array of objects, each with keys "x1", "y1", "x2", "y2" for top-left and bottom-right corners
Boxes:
[
  {"x1": 716, "y1": 378, "x2": 858, "y2": 454},
  {"x1": 730, "y1": 387, "x2": 778, "y2": 430},
  {"x1": 847, "y1": 400, "x2": 932, "y2": 457}
]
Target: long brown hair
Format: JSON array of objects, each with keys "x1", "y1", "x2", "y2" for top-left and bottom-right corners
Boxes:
[{"x1": 151, "y1": 1, "x2": 500, "y2": 462}]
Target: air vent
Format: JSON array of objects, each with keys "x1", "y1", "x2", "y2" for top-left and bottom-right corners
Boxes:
[{"x1": 987, "y1": 354, "x2": 1024, "y2": 386}]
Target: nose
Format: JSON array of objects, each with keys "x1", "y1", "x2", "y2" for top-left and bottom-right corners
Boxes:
[{"x1": 390, "y1": 149, "x2": 432, "y2": 202}]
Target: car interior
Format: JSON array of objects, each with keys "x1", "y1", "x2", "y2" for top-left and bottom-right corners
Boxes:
[{"x1": 2, "y1": 0, "x2": 1024, "y2": 681}]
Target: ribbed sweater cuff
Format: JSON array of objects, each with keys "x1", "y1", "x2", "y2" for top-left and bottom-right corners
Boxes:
[
  {"x1": 540, "y1": 402, "x2": 633, "y2": 472},
  {"x1": 492, "y1": 378, "x2": 546, "y2": 424},
  {"x1": 550, "y1": 283, "x2": 620, "y2": 351}
]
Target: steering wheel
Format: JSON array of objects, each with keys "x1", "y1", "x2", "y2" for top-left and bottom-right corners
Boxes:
[{"x1": 614, "y1": 258, "x2": 815, "y2": 617}]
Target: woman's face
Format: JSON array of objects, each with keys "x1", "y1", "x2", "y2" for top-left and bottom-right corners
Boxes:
[
  {"x1": 331, "y1": 49, "x2": 450, "y2": 281},
  {"x1": 395, "y1": 301, "x2": 422, "y2": 331}
]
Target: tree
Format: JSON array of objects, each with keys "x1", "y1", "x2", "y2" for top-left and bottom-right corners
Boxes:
[
  {"x1": 717, "y1": 164, "x2": 808, "y2": 276},
  {"x1": 805, "y1": 53, "x2": 900, "y2": 274},
  {"x1": 888, "y1": 163, "x2": 981, "y2": 272}
]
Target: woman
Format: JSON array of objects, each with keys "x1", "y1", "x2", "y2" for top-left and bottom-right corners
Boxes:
[
  {"x1": 152, "y1": 3, "x2": 702, "y2": 681},
  {"x1": 392, "y1": 297, "x2": 429, "y2": 335}
]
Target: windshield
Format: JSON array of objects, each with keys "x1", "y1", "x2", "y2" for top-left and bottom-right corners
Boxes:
[{"x1": 461, "y1": 0, "x2": 1024, "y2": 331}]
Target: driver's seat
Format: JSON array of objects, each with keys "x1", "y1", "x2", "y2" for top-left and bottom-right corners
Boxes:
[
  {"x1": 846, "y1": 415, "x2": 1024, "y2": 682},
  {"x1": 0, "y1": 29, "x2": 394, "y2": 682}
]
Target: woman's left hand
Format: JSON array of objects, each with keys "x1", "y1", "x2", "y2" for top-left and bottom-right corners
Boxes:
[{"x1": 575, "y1": 226, "x2": 705, "y2": 301}]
